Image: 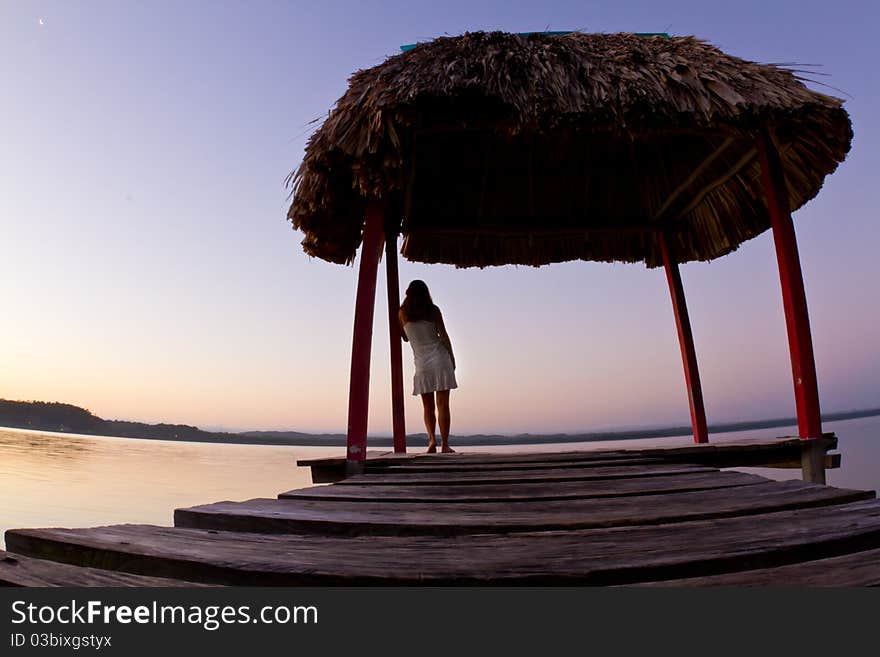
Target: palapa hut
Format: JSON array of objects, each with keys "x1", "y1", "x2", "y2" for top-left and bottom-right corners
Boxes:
[{"x1": 286, "y1": 31, "x2": 852, "y2": 471}]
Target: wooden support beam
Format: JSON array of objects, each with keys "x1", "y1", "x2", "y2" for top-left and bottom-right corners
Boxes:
[
  {"x1": 405, "y1": 225, "x2": 661, "y2": 239},
  {"x1": 764, "y1": 452, "x2": 840, "y2": 473},
  {"x1": 385, "y1": 229, "x2": 407, "y2": 454},
  {"x1": 653, "y1": 137, "x2": 735, "y2": 221},
  {"x1": 527, "y1": 136, "x2": 535, "y2": 218},
  {"x1": 477, "y1": 136, "x2": 490, "y2": 219},
  {"x1": 413, "y1": 124, "x2": 741, "y2": 139},
  {"x1": 665, "y1": 142, "x2": 797, "y2": 228},
  {"x1": 667, "y1": 147, "x2": 757, "y2": 225},
  {"x1": 659, "y1": 232, "x2": 709, "y2": 444},
  {"x1": 756, "y1": 130, "x2": 823, "y2": 440},
  {"x1": 346, "y1": 202, "x2": 386, "y2": 472},
  {"x1": 801, "y1": 440, "x2": 828, "y2": 484}
]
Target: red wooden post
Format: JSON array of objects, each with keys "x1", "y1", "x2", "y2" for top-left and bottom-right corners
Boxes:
[
  {"x1": 757, "y1": 131, "x2": 822, "y2": 439},
  {"x1": 346, "y1": 201, "x2": 386, "y2": 470},
  {"x1": 659, "y1": 232, "x2": 709, "y2": 444},
  {"x1": 385, "y1": 229, "x2": 407, "y2": 453}
]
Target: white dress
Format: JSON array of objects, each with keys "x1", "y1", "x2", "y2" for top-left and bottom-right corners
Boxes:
[{"x1": 403, "y1": 320, "x2": 458, "y2": 395}]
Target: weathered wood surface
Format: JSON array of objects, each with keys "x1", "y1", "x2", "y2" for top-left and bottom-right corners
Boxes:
[
  {"x1": 8, "y1": 499, "x2": 880, "y2": 585},
  {"x1": 296, "y1": 451, "x2": 407, "y2": 468},
  {"x1": 298, "y1": 436, "x2": 837, "y2": 471},
  {"x1": 374, "y1": 456, "x2": 666, "y2": 473},
  {"x1": 174, "y1": 481, "x2": 874, "y2": 536},
  {"x1": 394, "y1": 449, "x2": 641, "y2": 463},
  {"x1": 0, "y1": 551, "x2": 210, "y2": 587},
  {"x1": 298, "y1": 437, "x2": 839, "y2": 483},
  {"x1": 6, "y1": 438, "x2": 869, "y2": 586},
  {"x1": 279, "y1": 470, "x2": 768, "y2": 502},
  {"x1": 369, "y1": 450, "x2": 662, "y2": 468},
  {"x1": 763, "y1": 453, "x2": 841, "y2": 470},
  {"x1": 628, "y1": 547, "x2": 880, "y2": 587},
  {"x1": 337, "y1": 462, "x2": 716, "y2": 486}
]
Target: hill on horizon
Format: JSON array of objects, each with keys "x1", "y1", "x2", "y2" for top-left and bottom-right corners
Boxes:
[{"x1": 1, "y1": 398, "x2": 878, "y2": 447}]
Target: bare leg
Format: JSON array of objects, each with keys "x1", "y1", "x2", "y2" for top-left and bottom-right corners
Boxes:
[
  {"x1": 420, "y1": 392, "x2": 437, "y2": 452},
  {"x1": 436, "y1": 390, "x2": 453, "y2": 453}
]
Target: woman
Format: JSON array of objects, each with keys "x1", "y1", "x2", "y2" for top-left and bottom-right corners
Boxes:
[{"x1": 399, "y1": 280, "x2": 457, "y2": 453}]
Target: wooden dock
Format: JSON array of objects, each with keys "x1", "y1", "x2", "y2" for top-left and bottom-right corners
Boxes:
[{"x1": 4, "y1": 434, "x2": 880, "y2": 586}]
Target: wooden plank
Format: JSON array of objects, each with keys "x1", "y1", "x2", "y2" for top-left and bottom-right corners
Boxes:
[
  {"x1": 337, "y1": 462, "x2": 717, "y2": 486},
  {"x1": 300, "y1": 451, "x2": 416, "y2": 480},
  {"x1": 297, "y1": 451, "x2": 399, "y2": 467},
  {"x1": 0, "y1": 551, "x2": 210, "y2": 587},
  {"x1": 174, "y1": 481, "x2": 874, "y2": 536},
  {"x1": 279, "y1": 470, "x2": 769, "y2": 503},
  {"x1": 375, "y1": 455, "x2": 663, "y2": 473},
  {"x1": 628, "y1": 547, "x2": 880, "y2": 587},
  {"x1": 763, "y1": 452, "x2": 841, "y2": 470},
  {"x1": 310, "y1": 465, "x2": 347, "y2": 484},
  {"x1": 298, "y1": 436, "x2": 836, "y2": 470},
  {"x1": 298, "y1": 448, "x2": 635, "y2": 469},
  {"x1": 367, "y1": 450, "x2": 650, "y2": 470},
  {"x1": 8, "y1": 499, "x2": 880, "y2": 585},
  {"x1": 628, "y1": 436, "x2": 836, "y2": 461},
  {"x1": 382, "y1": 449, "x2": 635, "y2": 464}
]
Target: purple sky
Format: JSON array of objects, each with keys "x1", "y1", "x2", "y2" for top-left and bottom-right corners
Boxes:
[{"x1": 1, "y1": 1, "x2": 877, "y2": 434}]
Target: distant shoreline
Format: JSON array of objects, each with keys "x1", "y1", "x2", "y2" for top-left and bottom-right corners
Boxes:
[{"x1": 1, "y1": 400, "x2": 877, "y2": 447}]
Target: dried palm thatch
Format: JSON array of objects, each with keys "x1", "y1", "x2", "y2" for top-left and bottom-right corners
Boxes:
[{"x1": 287, "y1": 31, "x2": 852, "y2": 268}]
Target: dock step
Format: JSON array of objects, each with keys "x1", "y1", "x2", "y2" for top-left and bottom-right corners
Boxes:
[
  {"x1": 371, "y1": 456, "x2": 664, "y2": 473},
  {"x1": 628, "y1": 546, "x2": 880, "y2": 586},
  {"x1": 174, "y1": 480, "x2": 874, "y2": 536},
  {"x1": 297, "y1": 436, "x2": 839, "y2": 483},
  {"x1": 279, "y1": 470, "x2": 768, "y2": 502},
  {"x1": 337, "y1": 462, "x2": 716, "y2": 486},
  {"x1": 0, "y1": 550, "x2": 210, "y2": 587},
  {"x1": 8, "y1": 499, "x2": 880, "y2": 585}
]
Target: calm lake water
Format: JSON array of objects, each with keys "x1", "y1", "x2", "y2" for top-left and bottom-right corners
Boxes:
[{"x1": 1, "y1": 415, "x2": 877, "y2": 549}]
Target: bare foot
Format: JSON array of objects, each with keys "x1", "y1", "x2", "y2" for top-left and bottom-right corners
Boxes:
[
  {"x1": 426, "y1": 443, "x2": 437, "y2": 453},
  {"x1": 441, "y1": 445, "x2": 455, "y2": 453}
]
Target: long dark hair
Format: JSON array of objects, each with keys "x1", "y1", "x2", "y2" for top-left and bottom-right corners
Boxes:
[{"x1": 400, "y1": 280, "x2": 436, "y2": 323}]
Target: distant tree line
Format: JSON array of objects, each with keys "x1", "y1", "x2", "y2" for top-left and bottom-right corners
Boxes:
[
  {"x1": 2, "y1": 397, "x2": 878, "y2": 447},
  {"x1": 0, "y1": 399, "x2": 224, "y2": 442}
]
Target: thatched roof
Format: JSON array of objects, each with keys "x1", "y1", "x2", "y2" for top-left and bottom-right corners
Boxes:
[{"x1": 287, "y1": 31, "x2": 852, "y2": 268}]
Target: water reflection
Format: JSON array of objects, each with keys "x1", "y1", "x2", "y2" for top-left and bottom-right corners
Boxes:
[
  {"x1": 0, "y1": 428, "x2": 338, "y2": 549},
  {"x1": 0, "y1": 430, "x2": 93, "y2": 465}
]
